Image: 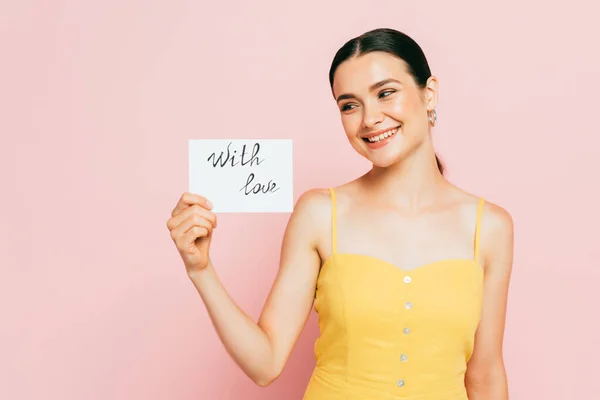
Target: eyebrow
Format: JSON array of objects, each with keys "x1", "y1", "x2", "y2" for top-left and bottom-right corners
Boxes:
[{"x1": 335, "y1": 78, "x2": 402, "y2": 103}]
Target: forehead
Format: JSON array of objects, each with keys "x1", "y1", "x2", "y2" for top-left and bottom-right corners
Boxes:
[{"x1": 332, "y1": 51, "x2": 411, "y2": 97}]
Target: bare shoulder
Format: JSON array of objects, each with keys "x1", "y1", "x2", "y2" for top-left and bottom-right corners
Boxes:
[
  {"x1": 451, "y1": 186, "x2": 513, "y2": 234},
  {"x1": 292, "y1": 188, "x2": 332, "y2": 221},
  {"x1": 450, "y1": 184, "x2": 514, "y2": 271},
  {"x1": 479, "y1": 198, "x2": 514, "y2": 273},
  {"x1": 284, "y1": 188, "x2": 333, "y2": 250},
  {"x1": 480, "y1": 198, "x2": 514, "y2": 240}
]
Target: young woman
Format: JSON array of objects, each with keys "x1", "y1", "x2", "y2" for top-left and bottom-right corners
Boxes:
[{"x1": 166, "y1": 28, "x2": 513, "y2": 400}]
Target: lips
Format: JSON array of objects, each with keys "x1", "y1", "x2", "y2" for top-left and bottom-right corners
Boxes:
[{"x1": 361, "y1": 125, "x2": 401, "y2": 144}]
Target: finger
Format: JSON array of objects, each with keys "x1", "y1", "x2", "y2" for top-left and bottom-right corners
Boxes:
[
  {"x1": 180, "y1": 225, "x2": 211, "y2": 254},
  {"x1": 171, "y1": 214, "x2": 213, "y2": 247},
  {"x1": 167, "y1": 204, "x2": 217, "y2": 231},
  {"x1": 171, "y1": 193, "x2": 212, "y2": 218},
  {"x1": 171, "y1": 192, "x2": 213, "y2": 217}
]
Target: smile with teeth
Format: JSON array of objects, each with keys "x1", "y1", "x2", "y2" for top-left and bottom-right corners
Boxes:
[{"x1": 363, "y1": 126, "x2": 400, "y2": 143}]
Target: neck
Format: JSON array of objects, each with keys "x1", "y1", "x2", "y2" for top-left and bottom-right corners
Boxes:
[{"x1": 361, "y1": 141, "x2": 447, "y2": 211}]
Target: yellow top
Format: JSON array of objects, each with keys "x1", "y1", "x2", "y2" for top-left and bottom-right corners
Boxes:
[{"x1": 303, "y1": 188, "x2": 485, "y2": 400}]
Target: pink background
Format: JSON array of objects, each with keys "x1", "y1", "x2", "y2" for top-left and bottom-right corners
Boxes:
[{"x1": 1, "y1": 1, "x2": 599, "y2": 399}]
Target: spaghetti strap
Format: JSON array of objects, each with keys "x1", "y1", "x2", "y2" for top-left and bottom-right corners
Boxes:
[
  {"x1": 474, "y1": 198, "x2": 485, "y2": 263},
  {"x1": 328, "y1": 188, "x2": 337, "y2": 255}
]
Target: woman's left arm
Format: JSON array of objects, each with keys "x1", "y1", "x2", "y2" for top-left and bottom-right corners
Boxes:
[{"x1": 465, "y1": 203, "x2": 514, "y2": 400}]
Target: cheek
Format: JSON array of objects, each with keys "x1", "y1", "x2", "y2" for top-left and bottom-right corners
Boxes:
[
  {"x1": 341, "y1": 113, "x2": 362, "y2": 138},
  {"x1": 386, "y1": 95, "x2": 411, "y2": 117},
  {"x1": 389, "y1": 99, "x2": 427, "y2": 135}
]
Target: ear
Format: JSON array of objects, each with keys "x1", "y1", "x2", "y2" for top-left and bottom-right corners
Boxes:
[{"x1": 424, "y1": 76, "x2": 439, "y2": 111}]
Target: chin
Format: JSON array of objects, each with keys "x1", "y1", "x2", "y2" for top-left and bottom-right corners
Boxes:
[
  {"x1": 369, "y1": 154, "x2": 404, "y2": 168},
  {"x1": 354, "y1": 146, "x2": 405, "y2": 168}
]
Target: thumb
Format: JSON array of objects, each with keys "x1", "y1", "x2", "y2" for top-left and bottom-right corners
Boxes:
[{"x1": 196, "y1": 229, "x2": 213, "y2": 254}]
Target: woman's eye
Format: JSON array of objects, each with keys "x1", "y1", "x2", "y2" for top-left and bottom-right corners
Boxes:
[
  {"x1": 379, "y1": 90, "x2": 395, "y2": 98},
  {"x1": 341, "y1": 104, "x2": 356, "y2": 111}
]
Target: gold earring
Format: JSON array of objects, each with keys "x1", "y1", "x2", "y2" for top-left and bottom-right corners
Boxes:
[{"x1": 428, "y1": 109, "x2": 437, "y2": 126}]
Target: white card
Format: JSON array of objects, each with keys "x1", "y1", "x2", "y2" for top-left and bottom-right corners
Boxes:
[{"x1": 188, "y1": 139, "x2": 293, "y2": 213}]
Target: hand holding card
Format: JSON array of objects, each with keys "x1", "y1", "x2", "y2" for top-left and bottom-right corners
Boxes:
[{"x1": 166, "y1": 192, "x2": 217, "y2": 274}]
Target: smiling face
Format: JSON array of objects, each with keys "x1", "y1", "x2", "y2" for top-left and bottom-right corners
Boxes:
[{"x1": 331, "y1": 51, "x2": 438, "y2": 168}]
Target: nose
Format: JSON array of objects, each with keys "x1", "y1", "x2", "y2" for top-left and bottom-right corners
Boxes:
[{"x1": 362, "y1": 102, "x2": 384, "y2": 129}]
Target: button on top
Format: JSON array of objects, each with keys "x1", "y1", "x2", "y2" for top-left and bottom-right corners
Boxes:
[
  {"x1": 404, "y1": 276, "x2": 412, "y2": 283},
  {"x1": 397, "y1": 379, "x2": 405, "y2": 387},
  {"x1": 403, "y1": 327, "x2": 411, "y2": 335},
  {"x1": 405, "y1": 301, "x2": 413, "y2": 309},
  {"x1": 400, "y1": 354, "x2": 408, "y2": 362}
]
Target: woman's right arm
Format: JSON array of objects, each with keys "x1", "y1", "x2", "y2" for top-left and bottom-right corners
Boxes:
[{"x1": 167, "y1": 189, "x2": 329, "y2": 386}]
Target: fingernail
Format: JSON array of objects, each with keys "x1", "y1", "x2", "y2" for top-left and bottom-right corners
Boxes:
[{"x1": 207, "y1": 200, "x2": 213, "y2": 208}]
